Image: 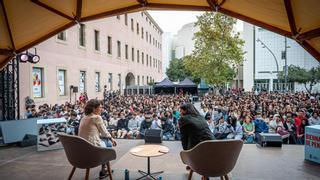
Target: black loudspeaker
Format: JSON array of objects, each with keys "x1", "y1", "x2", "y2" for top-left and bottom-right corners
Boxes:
[
  {"x1": 19, "y1": 134, "x2": 37, "y2": 147},
  {"x1": 145, "y1": 129, "x2": 162, "y2": 144},
  {"x1": 72, "y1": 86, "x2": 78, "y2": 93},
  {"x1": 258, "y1": 133, "x2": 282, "y2": 147}
]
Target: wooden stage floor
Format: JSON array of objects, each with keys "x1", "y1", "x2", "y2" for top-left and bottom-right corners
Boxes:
[{"x1": 0, "y1": 139, "x2": 319, "y2": 180}]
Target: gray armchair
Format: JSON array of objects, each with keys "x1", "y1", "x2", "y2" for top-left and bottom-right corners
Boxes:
[
  {"x1": 180, "y1": 139, "x2": 243, "y2": 180},
  {"x1": 58, "y1": 133, "x2": 116, "y2": 180}
]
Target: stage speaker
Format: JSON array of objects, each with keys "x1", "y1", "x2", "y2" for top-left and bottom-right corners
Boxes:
[
  {"x1": 145, "y1": 129, "x2": 162, "y2": 144},
  {"x1": 19, "y1": 134, "x2": 37, "y2": 147},
  {"x1": 72, "y1": 86, "x2": 78, "y2": 93},
  {"x1": 258, "y1": 133, "x2": 282, "y2": 147}
]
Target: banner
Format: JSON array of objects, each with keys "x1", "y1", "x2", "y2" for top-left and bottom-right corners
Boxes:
[{"x1": 32, "y1": 68, "x2": 42, "y2": 98}]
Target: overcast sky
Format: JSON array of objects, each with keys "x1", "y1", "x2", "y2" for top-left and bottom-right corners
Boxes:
[{"x1": 148, "y1": 10, "x2": 243, "y2": 34}]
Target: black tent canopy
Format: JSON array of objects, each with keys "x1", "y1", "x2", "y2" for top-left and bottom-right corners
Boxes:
[
  {"x1": 176, "y1": 78, "x2": 198, "y2": 95},
  {"x1": 154, "y1": 78, "x2": 175, "y2": 94}
]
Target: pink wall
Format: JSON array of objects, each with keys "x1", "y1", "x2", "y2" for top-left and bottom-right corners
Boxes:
[{"x1": 19, "y1": 12, "x2": 163, "y2": 118}]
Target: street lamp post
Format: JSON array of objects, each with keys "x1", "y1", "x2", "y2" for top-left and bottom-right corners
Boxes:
[{"x1": 257, "y1": 38, "x2": 280, "y2": 92}]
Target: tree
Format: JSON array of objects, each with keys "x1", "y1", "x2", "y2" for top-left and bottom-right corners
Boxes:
[
  {"x1": 184, "y1": 12, "x2": 245, "y2": 86},
  {"x1": 166, "y1": 58, "x2": 200, "y2": 83},
  {"x1": 279, "y1": 65, "x2": 320, "y2": 94}
]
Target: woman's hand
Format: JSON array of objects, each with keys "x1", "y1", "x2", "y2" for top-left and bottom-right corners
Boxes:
[{"x1": 111, "y1": 138, "x2": 117, "y2": 147}]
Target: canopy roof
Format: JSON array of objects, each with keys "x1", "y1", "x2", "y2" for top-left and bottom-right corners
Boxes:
[
  {"x1": 1, "y1": 0, "x2": 320, "y2": 69},
  {"x1": 177, "y1": 78, "x2": 197, "y2": 87},
  {"x1": 155, "y1": 78, "x2": 175, "y2": 87}
]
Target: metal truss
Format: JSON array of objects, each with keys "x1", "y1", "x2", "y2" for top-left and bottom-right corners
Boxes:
[{"x1": 0, "y1": 58, "x2": 19, "y2": 120}]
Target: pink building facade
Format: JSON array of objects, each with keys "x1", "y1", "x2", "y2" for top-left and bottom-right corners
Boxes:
[{"x1": 19, "y1": 11, "x2": 163, "y2": 117}]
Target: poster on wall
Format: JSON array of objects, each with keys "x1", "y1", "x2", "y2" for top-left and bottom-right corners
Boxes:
[
  {"x1": 32, "y1": 68, "x2": 42, "y2": 98},
  {"x1": 58, "y1": 70, "x2": 65, "y2": 96},
  {"x1": 95, "y1": 72, "x2": 100, "y2": 92},
  {"x1": 79, "y1": 71, "x2": 86, "y2": 93}
]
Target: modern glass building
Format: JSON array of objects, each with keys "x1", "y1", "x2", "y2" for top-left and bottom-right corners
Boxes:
[{"x1": 252, "y1": 26, "x2": 319, "y2": 92}]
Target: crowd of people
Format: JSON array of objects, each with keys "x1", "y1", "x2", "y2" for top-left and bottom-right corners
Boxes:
[
  {"x1": 200, "y1": 91, "x2": 320, "y2": 144},
  {"x1": 25, "y1": 91, "x2": 320, "y2": 145}
]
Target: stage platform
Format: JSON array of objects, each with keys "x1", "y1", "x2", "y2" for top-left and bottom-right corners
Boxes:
[{"x1": 0, "y1": 140, "x2": 319, "y2": 180}]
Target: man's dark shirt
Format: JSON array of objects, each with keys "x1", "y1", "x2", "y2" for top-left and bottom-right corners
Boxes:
[
  {"x1": 117, "y1": 118, "x2": 128, "y2": 131},
  {"x1": 179, "y1": 114, "x2": 214, "y2": 150}
]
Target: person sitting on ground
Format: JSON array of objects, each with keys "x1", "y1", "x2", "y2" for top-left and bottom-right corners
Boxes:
[
  {"x1": 283, "y1": 113, "x2": 297, "y2": 144},
  {"x1": 214, "y1": 116, "x2": 230, "y2": 140},
  {"x1": 116, "y1": 112, "x2": 128, "y2": 138},
  {"x1": 308, "y1": 112, "x2": 320, "y2": 125},
  {"x1": 205, "y1": 113, "x2": 215, "y2": 135},
  {"x1": 226, "y1": 116, "x2": 243, "y2": 140},
  {"x1": 78, "y1": 99, "x2": 117, "y2": 179},
  {"x1": 161, "y1": 117, "x2": 174, "y2": 140},
  {"x1": 139, "y1": 112, "x2": 153, "y2": 138},
  {"x1": 127, "y1": 113, "x2": 141, "y2": 139},
  {"x1": 151, "y1": 114, "x2": 162, "y2": 129},
  {"x1": 242, "y1": 115, "x2": 255, "y2": 143},
  {"x1": 179, "y1": 103, "x2": 213, "y2": 171},
  {"x1": 253, "y1": 112, "x2": 269, "y2": 143}
]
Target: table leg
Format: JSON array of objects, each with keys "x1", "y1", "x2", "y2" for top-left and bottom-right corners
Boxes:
[{"x1": 136, "y1": 157, "x2": 164, "y2": 180}]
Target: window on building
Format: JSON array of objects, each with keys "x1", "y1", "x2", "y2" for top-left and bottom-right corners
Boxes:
[
  {"x1": 131, "y1": 18, "x2": 134, "y2": 31},
  {"x1": 146, "y1": 54, "x2": 149, "y2": 66},
  {"x1": 32, "y1": 67, "x2": 44, "y2": 98},
  {"x1": 137, "y1": 75, "x2": 140, "y2": 86},
  {"x1": 125, "y1": 44, "x2": 128, "y2": 59},
  {"x1": 117, "y1": 15, "x2": 120, "y2": 20},
  {"x1": 141, "y1": 27, "x2": 144, "y2": 39},
  {"x1": 125, "y1": 14, "x2": 128, "y2": 25},
  {"x1": 79, "y1": 71, "x2": 86, "y2": 93},
  {"x1": 147, "y1": 76, "x2": 149, "y2": 84},
  {"x1": 146, "y1": 32, "x2": 148, "y2": 42},
  {"x1": 95, "y1": 72, "x2": 101, "y2": 92},
  {"x1": 107, "y1": 36, "x2": 112, "y2": 55},
  {"x1": 108, "y1": 73, "x2": 113, "y2": 91},
  {"x1": 142, "y1": 52, "x2": 144, "y2": 64},
  {"x1": 79, "y1": 24, "x2": 86, "y2": 47},
  {"x1": 117, "y1": 40, "x2": 121, "y2": 58},
  {"x1": 150, "y1": 56, "x2": 152, "y2": 66},
  {"x1": 132, "y1": 47, "x2": 134, "y2": 61},
  {"x1": 137, "y1": 23, "x2": 139, "y2": 35},
  {"x1": 142, "y1": 76, "x2": 144, "y2": 85},
  {"x1": 57, "y1": 31, "x2": 66, "y2": 41},
  {"x1": 118, "y1": 73, "x2": 121, "y2": 90},
  {"x1": 58, "y1": 69, "x2": 66, "y2": 96},
  {"x1": 94, "y1": 30, "x2": 100, "y2": 51},
  {"x1": 149, "y1": 34, "x2": 151, "y2": 44},
  {"x1": 137, "y1": 50, "x2": 140, "y2": 63}
]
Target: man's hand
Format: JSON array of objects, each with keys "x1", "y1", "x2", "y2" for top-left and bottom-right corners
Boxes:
[{"x1": 111, "y1": 138, "x2": 117, "y2": 147}]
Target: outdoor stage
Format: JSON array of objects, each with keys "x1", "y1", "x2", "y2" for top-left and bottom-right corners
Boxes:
[{"x1": 0, "y1": 140, "x2": 319, "y2": 180}]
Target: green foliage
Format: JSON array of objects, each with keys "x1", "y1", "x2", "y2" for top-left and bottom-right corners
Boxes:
[
  {"x1": 166, "y1": 58, "x2": 200, "y2": 83},
  {"x1": 184, "y1": 12, "x2": 245, "y2": 86},
  {"x1": 279, "y1": 65, "x2": 320, "y2": 93}
]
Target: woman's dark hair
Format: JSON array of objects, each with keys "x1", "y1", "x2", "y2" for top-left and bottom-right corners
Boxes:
[
  {"x1": 84, "y1": 99, "x2": 102, "y2": 115},
  {"x1": 228, "y1": 116, "x2": 237, "y2": 129},
  {"x1": 180, "y1": 103, "x2": 200, "y2": 116}
]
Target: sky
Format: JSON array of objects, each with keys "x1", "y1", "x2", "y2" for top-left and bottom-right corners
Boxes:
[{"x1": 148, "y1": 10, "x2": 243, "y2": 34}]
